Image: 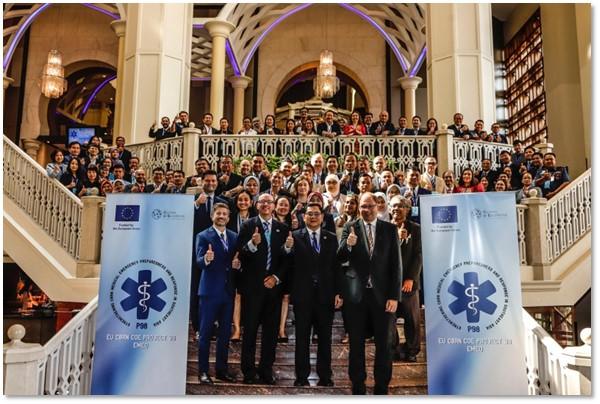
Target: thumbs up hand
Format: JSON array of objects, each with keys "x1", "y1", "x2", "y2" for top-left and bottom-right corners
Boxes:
[
  {"x1": 399, "y1": 222, "x2": 408, "y2": 240},
  {"x1": 205, "y1": 244, "x2": 214, "y2": 264},
  {"x1": 347, "y1": 226, "x2": 358, "y2": 247},
  {"x1": 251, "y1": 226, "x2": 262, "y2": 246},
  {"x1": 285, "y1": 231, "x2": 294, "y2": 249},
  {"x1": 232, "y1": 252, "x2": 241, "y2": 270}
]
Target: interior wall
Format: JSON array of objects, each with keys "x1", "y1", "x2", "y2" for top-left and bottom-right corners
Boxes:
[
  {"x1": 19, "y1": 4, "x2": 117, "y2": 142},
  {"x1": 256, "y1": 4, "x2": 395, "y2": 120}
]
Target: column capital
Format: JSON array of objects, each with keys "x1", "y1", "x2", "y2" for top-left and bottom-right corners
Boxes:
[
  {"x1": 4, "y1": 74, "x2": 14, "y2": 90},
  {"x1": 397, "y1": 76, "x2": 423, "y2": 91},
  {"x1": 205, "y1": 19, "x2": 236, "y2": 39},
  {"x1": 228, "y1": 75, "x2": 252, "y2": 89},
  {"x1": 110, "y1": 19, "x2": 126, "y2": 37}
]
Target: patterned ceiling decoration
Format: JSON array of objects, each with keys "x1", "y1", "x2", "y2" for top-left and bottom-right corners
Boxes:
[
  {"x1": 191, "y1": 25, "x2": 234, "y2": 80},
  {"x1": 214, "y1": 3, "x2": 427, "y2": 78},
  {"x1": 3, "y1": 3, "x2": 122, "y2": 71}
]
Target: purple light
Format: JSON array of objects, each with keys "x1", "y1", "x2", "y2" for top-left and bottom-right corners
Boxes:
[
  {"x1": 409, "y1": 46, "x2": 427, "y2": 77},
  {"x1": 241, "y1": 3, "x2": 313, "y2": 73},
  {"x1": 226, "y1": 39, "x2": 242, "y2": 76},
  {"x1": 82, "y1": 3, "x2": 119, "y2": 20},
  {"x1": 81, "y1": 74, "x2": 117, "y2": 117},
  {"x1": 3, "y1": 3, "x2": 51, "y2": 70},
  {"x1": 193, "y1": 24, "x2": 204, "y2": 29},
  {"x1": 338, "y1": 3, "x2": 410, "y2": 74}
]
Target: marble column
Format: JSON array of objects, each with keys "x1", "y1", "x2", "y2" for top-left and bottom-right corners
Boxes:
[
  {"x1": 228, "y1": 75, "x2": 252, "y2": 133},
  {"x1": 118, "y1": 3, "x2": 193, "y2": 144},
  {"x1": 205, "y1": 20, "x2": 236, "y2": 123},
  {"x1": 398, "y1": 76, "x2": 422, "y2": 119},
  {"x1": 426, "y1": 3, "x2": 496, "y2": 127},
  {"x1": 110, "y1": 20, "x2": 126, "y2": 141}
]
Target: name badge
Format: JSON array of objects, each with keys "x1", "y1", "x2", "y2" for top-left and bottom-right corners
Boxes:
[{"x1": 411, "y1": 206, "x2": 419, "y2": 217}]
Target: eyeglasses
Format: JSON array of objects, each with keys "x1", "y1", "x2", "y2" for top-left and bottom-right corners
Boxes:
[
  {"x1": 427, "y1": 162, "x2": 436, "y2": 165},
  {"x1": 360, "y1": 204, "x2": 376, "y2": 209},
  {"x1": 259, "y1": 200, "x2": 274, "y2": 205},
  {"x1": 305, "y1": 212, "x2": 322, "y2": 217}
]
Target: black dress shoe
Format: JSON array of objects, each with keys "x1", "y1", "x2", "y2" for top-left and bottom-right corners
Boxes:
[
  {"x1": 374, "y1": 385, "x2": 388, "y2": 395},
  {"x1": 317, "y1": 379, "x2": 334, "y2": 387},
  {"x1": 199, "y1": 372, "x2": 213, "y2": 385},
  {"x1": 352, "y1": 383, "x2": 366, "y2": 395},
  {"x1": 243, "y1": 374, "x2": 260, "y2": 385},
  {"x1": 294, "y1": 379, "x2": 310, "y2": 387},
  {"x1": 215, "y1": 371, "x2": 237, "y2": 382},
  {"x1": 277, "y1": 336, "x2": 289, "y2": 343},
  {"x1": 406, "y1": 354, "x2": 418, "y2": 363},
  {"x1": 258, "y1": 373, "x2": 276, "y2": 385}
]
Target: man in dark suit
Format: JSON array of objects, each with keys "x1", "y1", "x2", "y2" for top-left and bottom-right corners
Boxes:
[
  {"x1": 373, "y1": 111, "x2": 395, "y2": 136},
  {"x1": 317, "y1": 110, "x2": 342, "y2": 138},
  {"x1": 284, "y1": 203, "x2": 343, "y2": 387},
  {"x1": 216, "y1": 155, "x2": 243, "y2": 195},
  {"x1": 250, "y1": 153, "x2": 272, "y2": 192},
  {"x1": 405, "y1": 115, "x2": 426, "y2": 136},
  {"x1": 145, "y1": 167, "x2": 168, "y2": 193},
  {"x1": 399, "y1": 167, "x2": 432, "y2": 223},
  {"x1": 447, "y1": 112, "x2": 472, "y2": 139},
  {"x1": 476, "y1": 158, "x2": 499, "y2": 191},
  {"x1": 238, "y1": 193, "x2": 289, "y2": 385},
  {"x1": 149, "y1": 116, "x2": 176, "y2": 140},
  {"x1": 389, "y1": 196, "x2": 423, "y2": 363},
  {"x1": 115, "y1": 136, "x2": 132, "y2": 171},
  {"x1": 337, "y1": 192, "x2": 402, "y2": 395},
  {"x1": 195, "y1": 203, "x2": 240, "y2": 384},
  {"x1": 339, "y1": 153, "x2": 360, "y2": 195}
]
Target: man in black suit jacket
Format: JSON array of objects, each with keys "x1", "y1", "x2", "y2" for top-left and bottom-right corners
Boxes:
[
  {"x1": 405, "y1": 115, "x2": 426, "y2": 136},
  {"x1": 317, "y1": 110, "x2": 342, "y2": 137},
  {"x1": 339, "y1": 153, "x2": 360, "y2": 195},
  {"x1": 284, "y1": 203, "x2": 343, "y2": 387},
  {"x1": 399, "y1": 167, "x2": 432, "y2": 223},
  {"x1": 373, "y1": 111, "x2": 395, "y2": 136},
  {"x1": 337, "y1": 192, "x2": 402, "y2": 395},
  {"x1": 390, "y1": 196, "x2": 423, "y2": 363},
  {"x1": 115, "y1": 136, "x2": 132, "y2": 171},
  {"x1": 476, "y1": 158, "x2": 499, "y2": 191},
  {"x1": 215, "y1": 155, "x2": 243, "y2": 195},
  {"x1": 238, "y1": 193, "x2": 289, "y2": 385}
]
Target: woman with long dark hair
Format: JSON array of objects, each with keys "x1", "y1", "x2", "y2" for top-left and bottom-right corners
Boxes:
[
  {"x1": 453, "y1": 168, "x2": 485, "y2": 193},
  {"x1": 60, "y1": 158, "x2": 83, "y2": 195}
]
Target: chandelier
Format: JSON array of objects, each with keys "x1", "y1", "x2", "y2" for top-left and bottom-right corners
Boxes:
[
  {"x1": 40, "y1": 50, "x2": 67, "y2": 98},
  {"x1": 313, "y1": 50, "x2": 340, "y2": 99}
]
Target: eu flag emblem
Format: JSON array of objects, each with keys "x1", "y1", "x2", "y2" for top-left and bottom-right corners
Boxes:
[
  {"x1": 432, "y1": 206, "x2": 458, "y2": 223},
  {"x1": 115, "y1": 205, "x2": 140, "y2": 222}
]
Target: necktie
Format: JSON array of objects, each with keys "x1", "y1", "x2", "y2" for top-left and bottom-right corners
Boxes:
[
  {"x1": 220, "y1": 232, "x2": 228, "y2": 252},
  {"x1": 367, "y1": 223, "x2": 374, "y2": 256},
  {"x1": 207, "y1": 196, "x2": 212, "y2": 214},
  {"x1": 311, "y1": 231, "x2": 320, "y2": 253},
  {"x1": 263, "y1": 221, "x2": 271, "y2": 271}
]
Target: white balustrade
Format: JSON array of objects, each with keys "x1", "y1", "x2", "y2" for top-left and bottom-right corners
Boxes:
[
  {"x1": 3, "y1": 297, "x2": 98, "y2": 395},
  {"x1": 516, "y1": 204, "x2": 528, "y2": 265},
  {"x1": 544, "y1": 169, "x2": 591, "y2": 263},
  {"x1": 3, "y1": 135, "x2": 83, "y2": 259},
  {"x1": 127, "y1": 136, "x2": 184, "y2": 173},
  {"x1": 453, "y1": 139, "x2": 513, "y2": 173}
]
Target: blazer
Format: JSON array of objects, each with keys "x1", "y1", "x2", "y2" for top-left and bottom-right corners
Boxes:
[
  {"x1": 317, "y1": 122, "x2": 342, "y2": 136},
  {"x1": 286, "y1": 228, "x2": 342, "y2": 305},
  {"x1": 419, "y1": 173, "x2": 447, "y2": 194},
  {"x1": 238, "y1": 216, "x2": 289, "y2": 296},
  {"x1": 149, "y1": 127, "x2": 175, "y2": 140},
  {"x1": 405, "y1": 128, "x2": 426, "y2": 136},
  {"x1": 399, "y1": 220, "x2": 422, "y2": 291},
  {"x1": 215, "y1": 172, "x2": 243, "y2": 195},
  {"x1": 195, "y1": 227, "x2": 239, "y2": 299},
  {"x1": 373, "y1": 121, "x2": 395, "y2": 136},
  {"x1": 193, "y1": 194, "x2": 228, "y2": 235},
  {"x1": 337, "y1": 219, "x2": 402, "y2": 307}
]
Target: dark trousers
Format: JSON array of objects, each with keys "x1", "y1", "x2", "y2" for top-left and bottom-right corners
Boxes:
[
  {"x1": 345, "y1": 289, "x2": 395, "y2": 393},
  {"x1": 240, "y1": 291, "x2": 282, "y2": 378},
  {"x1": 395, "y1": 290, "x2": 421, "y2": 356},
  {"x1": 198, "y1": 295, "x2": 234, "y2": 373},
  {"x1": 190, "y1": 261, "x2": 201, "y2": 332},
  {"x1": 293, "y1": 288, "x2": 334, "y2": 381}
]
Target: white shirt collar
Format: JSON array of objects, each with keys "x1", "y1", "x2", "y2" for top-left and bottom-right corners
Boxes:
[
  {"x1": 213, "y1": 226, "x2": 226, "y2": 239},
  {"x1": 307, "y1": 227, "x2": 321, "y2": 238}
]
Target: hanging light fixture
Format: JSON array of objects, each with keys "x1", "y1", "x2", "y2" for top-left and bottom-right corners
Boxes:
[
  {"x1": 40, "y1": 50, "x2": 67, "y2": 98},
  {"x1": 313, "y1": 49, "x2": 340, "y2": 99}
]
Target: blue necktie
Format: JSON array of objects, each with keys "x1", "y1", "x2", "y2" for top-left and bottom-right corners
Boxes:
[
  {"x1": 311, "y1": 231, "x2": 320, "y2": 253},
  {"x1": 220, "y1": 232, "x2": 228, "y2": 252},
  {"x1": 263, "y1": 221, "x2": 271, "y2": 271}
]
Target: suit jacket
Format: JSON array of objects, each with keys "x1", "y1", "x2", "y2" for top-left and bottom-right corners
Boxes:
[
  {"x1": 118, "y1": 149, "x2": 132, "y2": 171},
  {"x1": 216, "y1": 172, "x2": 243, "y2": 195},
  {"x1": 195, "y1": 227, "x2": 239, "y2": 299},
  {"x1": 419, "y1": 173, "x2": 446, "y2": 194},
  {"x1": 337, "y1": 219, "x2": 401, "y2": 307},
  {"x1": 405, "y1": 128, "x2": 426, "y2": 136},
  {"x1": 399, "y1": 220, "x2": 422, "y2": 291},
  {"x1": 250, "y1": 172, "x2": 272, "y2": 192},
  {"x1": 193, "y1": 194, "x2": 228, "y2": 235},
  {"x1": 286, "y1": 228, "x2": 342, "y2": 305},
  {"x1": 317, "y1": 122, "x2": 342, "y2": 136},
  {"x1": 149, "y1": 127, "x2": 175, "y2": 140},
  {"x1": 373, "y1": 121, "x2": 395, "y2": 136},
  {"x1": 145, "y1": 182, "x2": 168, "y2": 193},
  {"x1": 238, "y1": 216, "x2": 289, "y2": 296},
  {"x1": 476, "y1": 169, "x2": 499, "y2": 191},
  {"x1": 399, "y1": 186, "x2": 431, "y2": 223},
  {"x1": 338, "y1": 171, "x2": 360, "y2": 195}
]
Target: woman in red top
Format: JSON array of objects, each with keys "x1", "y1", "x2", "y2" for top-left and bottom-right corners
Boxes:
[
  {"x1": 453, "y1": 168, "x2": 485, "y2": 193},
  {"x1": 343, "y1": 111, "x2": 366, "y2": 136}
]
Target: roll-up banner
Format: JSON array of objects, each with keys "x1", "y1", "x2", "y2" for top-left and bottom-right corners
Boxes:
[
  {"x1": 91, "y1": 194, "x2": 194, "y2": 395},
  {"x1": 420, "y1": 193, "x2": 528, "y2": 395}
]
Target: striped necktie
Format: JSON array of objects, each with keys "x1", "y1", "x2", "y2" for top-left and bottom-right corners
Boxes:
[{"x1": 263, "y1": 221, "x2": 271, "y2": 271}]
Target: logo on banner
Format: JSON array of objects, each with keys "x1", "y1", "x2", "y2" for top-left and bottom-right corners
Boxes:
[
  {"x1": 120, "y1": 270, "x2": 167, "y2": 320},
  {"x1": 471, "y1": 208, "x2": 508, "y2": 220},
  {"x1": 109, "y1": 259, "x2": 179, "y2": 328},
  {"x1": 436, "y1": 261, "x2": 509, "y2": 331},
  {"x1": 115, "y1": 205, "x2": 140, "y2": 222},
  {"x1": 448, "y1": 272, "x2": 497, "y2": 323},
  {"x1": 432, "y1": 206, "x2": 458, "y2": 223}
]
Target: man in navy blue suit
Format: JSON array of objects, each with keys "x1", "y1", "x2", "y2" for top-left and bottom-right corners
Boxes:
[
  {"x1": 399, "y1": 167, "x2": 432, "y2": 223},
  {"x1": 195, "y1": 202, "x2": 240, "y2": 384}
]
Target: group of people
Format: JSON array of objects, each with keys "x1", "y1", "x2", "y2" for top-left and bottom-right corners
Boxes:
[
  {"x1": 149, "y1": 109, "x2": 510, "y2": 142},
  {"x1": 44, "y1": 111, "x2": 571, "y2": 394}
]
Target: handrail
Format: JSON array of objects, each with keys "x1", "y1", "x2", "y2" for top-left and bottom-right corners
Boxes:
[{"x1": 3, "y1": 135, "x2": 83, "y2": 259}]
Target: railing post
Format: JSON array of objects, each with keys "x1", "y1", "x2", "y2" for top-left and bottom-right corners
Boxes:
[
  {"x1": 77, "y1": 196, "x2": 105, "y2": 277},
  {"x1": 3, "y1": 325, "x2": 45, "y2": 395},
  {"x1": 522, "y1": 197, "x2": 551, "y2": 280},
  {"x1": 21, "y1": 139, "x2": 42, "y2": 162},
  {"x1": 536, "y1": 142, "x2": 554, "y2": 155},
  {"x1": 561, "y1": 328, "x2": 591, "y2": 395},
  {"x1": 435, "y1": 127, "x2": 454, "y2": 175},
  {"x1": 182, "y1": 127, "x2": 201, "y2": 176}
]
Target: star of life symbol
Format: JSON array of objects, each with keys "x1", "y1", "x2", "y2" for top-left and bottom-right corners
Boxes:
[
  {"x1": 120, "y1": 270, "x2": 167, "y2": 320},
  {"x1": 448, "y1": 272, "x2": 497, "y2": 323}
]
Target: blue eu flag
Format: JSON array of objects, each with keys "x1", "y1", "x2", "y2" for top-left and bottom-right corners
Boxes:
[
  {"x1": 432, "y1": 206, "x2": 458, "y2": 223},
  {"x1": 115, "y1": 205, "x2": 140, "y2": 222}
]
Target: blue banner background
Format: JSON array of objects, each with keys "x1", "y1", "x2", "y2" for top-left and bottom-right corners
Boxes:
[
  {"x1": 91, "y1": 194, "x2": 194, "y2": 395},
  {"x1": 420, "y1": 193, "x2": 528, "y2": 395}
]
